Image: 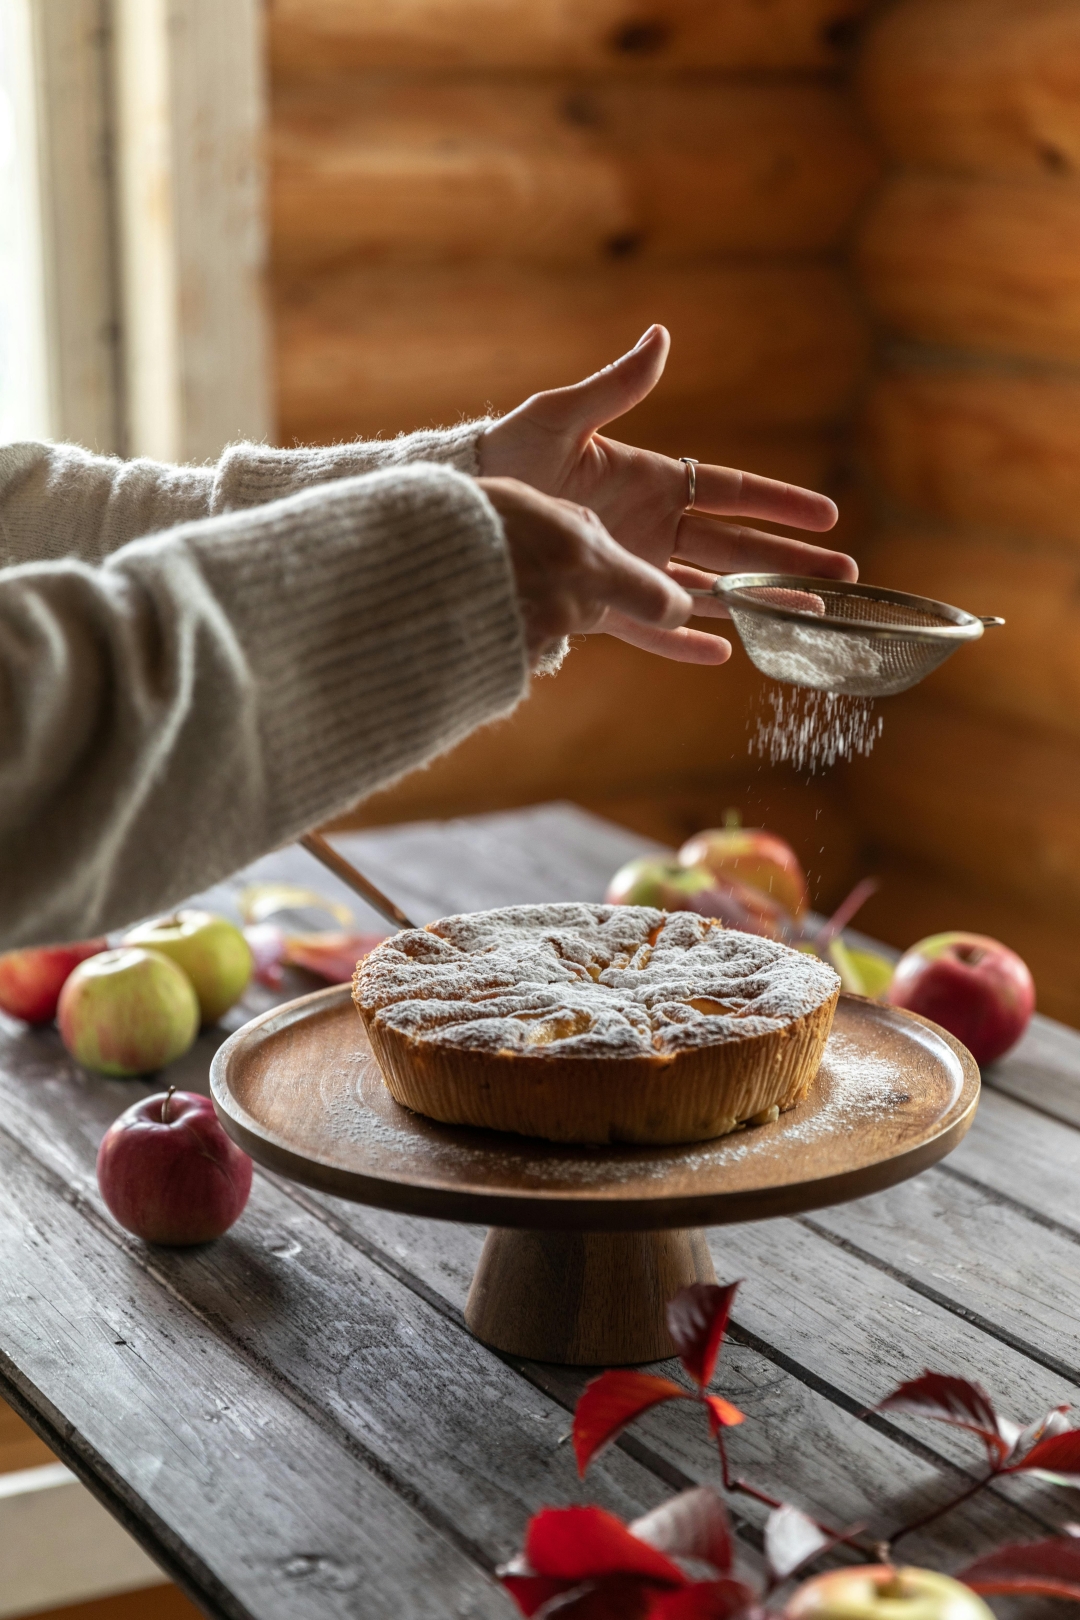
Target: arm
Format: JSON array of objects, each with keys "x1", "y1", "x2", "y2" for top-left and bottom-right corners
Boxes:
[
  {"x1": 0, "y1": 422, "x2": 490, "y2": 568},
  {"x1": 0, "y1": 464, "x2": 526, "y2": 948}
]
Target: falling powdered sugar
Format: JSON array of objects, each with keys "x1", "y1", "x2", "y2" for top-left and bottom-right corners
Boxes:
[{"x1": 750, "y1": 685, "x2": 883, "y2": 774}]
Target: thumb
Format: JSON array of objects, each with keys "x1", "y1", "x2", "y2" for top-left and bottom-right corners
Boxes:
[{"x1": 531, "y1": 324, "x2": 670, "y2": 437}]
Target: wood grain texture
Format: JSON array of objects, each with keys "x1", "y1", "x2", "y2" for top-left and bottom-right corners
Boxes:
[
  {"x1": 842, "y1": 697, "x2": 1080, "y2": 931},
  {"x1": 857, "y1": 172, "x2": 1080, "y2": 364},
  {"x1": 859, "y1": 0, "x2": 1080, "y2": 181},
  {"x1": 864, "y1": 366, "x2": 1080, "y2": 552},
  {"x1": 860, "y1": 527, "x2": 1076, "y2": 741},
  {"x1": 268, "y1": 0, "x2": 875, "y2": 76},
  {"x1": 273, "y1": 261, "x2": 870, "y2": 442},
  {"x1": 464, "y1": 1227, "x2": 717, "y2": 1363},
  {"x1": 271, "y1": 80, "x2": 878, "y2": 272}
]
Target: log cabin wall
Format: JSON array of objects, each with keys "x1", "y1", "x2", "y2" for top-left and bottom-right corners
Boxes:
[
  {"x1": 267, "y1": 0, "x2": 881, "y2": 909},
  {"x1": 848, "y1": 0, "x2": 1080, "y2": 1023}
]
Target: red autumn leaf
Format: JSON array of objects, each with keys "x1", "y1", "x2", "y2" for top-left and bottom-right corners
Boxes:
[
  {"x1": 535, "y1": 1577, "x2": 666, "y2": 1620},
  {"x1": 763, "y1": 1504, "x2": 831, "y2": 1582},
  {"x1": 501, "y1": 1570, "x2": 581, "y2": 1617},
  {"x1": 648, "y1": 1578, "x2": 762, "y2": 1619},
  {"x1": 704, "y1": 1395, "x2": 745, "y2": 1436},
  {"x1": 630, "y1": 1487, "x2": 734, "y2": 1577},
  {"x1": 997, "y1": 1404, "x2": 1070, "y2": 1464},
  {"x1": 875, "y1": 1371, "x2": 1005, "y2": 1465},
  {"x1": 1001, "y1": 1427, "x2": 1080, "y2": 1484},
  {"x1": 958, "y1": 1534, "x2": 1080, "y2": 1600},
  {"x1": 526, "y1": 1506, "x2": 688, "y2": 1586},
  {"x1": 574, "y1": 1371, "x2": 691, "y2": 1476},
  {"x1": 666, "y1": 1282, "x2": 741, "y2": 1389}
]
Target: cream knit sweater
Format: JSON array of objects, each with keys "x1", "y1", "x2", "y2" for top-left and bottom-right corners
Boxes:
[{"x1": 0, "y1": 424, "x2": 530, "y2": 950}]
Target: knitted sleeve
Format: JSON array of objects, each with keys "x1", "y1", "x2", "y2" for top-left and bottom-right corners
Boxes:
[
  {"x1": 0, "y1": 464, "x2": 528, "y2": 949},
  {"x1": 0, "y1": 421, "x2": 493, "y2": 567}
]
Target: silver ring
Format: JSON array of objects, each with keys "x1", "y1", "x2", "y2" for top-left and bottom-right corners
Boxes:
[{"x1": 679, "y1": 456, "x2": 698, "y2": 513}]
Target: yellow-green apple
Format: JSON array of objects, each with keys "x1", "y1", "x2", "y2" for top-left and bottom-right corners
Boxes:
[
  {"x1": 96, "y1": 1089, "x2": 252, "y2": 1244},
  {"x1": 679, "y1": 821, "x2": 809, "y2": 918},
  {"x1": 887, "y1": 932, "x2": 1035, "y2": 1066},
  {"x1": 785, "y1": 1564, "x2": 993, "y2": 1618},
  {"x1": 0, "y1": 938, "x2": 108, "y2": 1024},
  {"x1": 606, "y1": 857, "x2": 790, "y2": 939},
  {"x1": 57, "y1": 948, "x2": 200, "y2": 1076},
  {"x1": 122, "y1": 910, "x2": 252, "y2": 1024}
]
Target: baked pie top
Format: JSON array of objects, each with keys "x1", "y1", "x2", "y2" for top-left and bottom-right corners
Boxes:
[{"x1": 354, "y1": 903, "x2": 839, "y2": 1061}]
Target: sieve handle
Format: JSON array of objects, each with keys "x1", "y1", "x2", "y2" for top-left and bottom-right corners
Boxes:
[{"x1": 980, "y1": 617, "x2": 1005, "y2": 627}]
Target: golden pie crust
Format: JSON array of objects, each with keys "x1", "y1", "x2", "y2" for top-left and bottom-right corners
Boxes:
[{"x1": 352, "y1": 903, "x2": 840, "y2": 1145}]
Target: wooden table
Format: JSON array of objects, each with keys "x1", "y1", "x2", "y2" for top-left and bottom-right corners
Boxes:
[{"x1": 1, "y1": 803, "x2": 1078, "y2": 1619}]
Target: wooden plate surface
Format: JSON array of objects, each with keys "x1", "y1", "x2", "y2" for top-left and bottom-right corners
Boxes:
[{"x1": 210, "y1": 987, "x2": 979, "y2": 1231}]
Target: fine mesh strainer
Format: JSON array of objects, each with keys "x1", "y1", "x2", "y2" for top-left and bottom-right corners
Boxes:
[{"x1": 689, "y1": 573, "x2": 1004, "y2": 698}]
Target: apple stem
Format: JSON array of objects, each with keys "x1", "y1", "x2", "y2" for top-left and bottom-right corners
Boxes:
[
  {"x1": 161, "y1": 1084, "x2": 176, "y2": 1124},
  {"x1": 722, "y1": 807, "x2": 741, "y2": 829}
]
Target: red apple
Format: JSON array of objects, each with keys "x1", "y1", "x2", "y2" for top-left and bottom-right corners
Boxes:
[
  {"x1": 122, "y1": 910, "x2": 252, "y2": 1024},
  {"x1": 887, "y1": 932, "x2": 1035, "y2": 1066},
  {"x1": 605, "y1": 857, "x2": 790, "y2": 939},
  {"x1": 0, "y1": 938, "x2": 109, "y2": 1024},
  {"x1": 679, "y1": 821, "x2": 809, "y2": 918},
  {"x1": 785, "y1": 1564, "x2": 992, "y2": 1618},
  {"x1": 96, "y1": 1088, "x2": 252, "y2": 1245},
  {"x1": 58, "y1": 947, "x2": 200, "y2": 1077}
]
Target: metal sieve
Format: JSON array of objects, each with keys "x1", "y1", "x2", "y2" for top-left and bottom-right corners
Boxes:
[{"x1": 688, "y1": 573, "x2": 1004, "y2": 698}]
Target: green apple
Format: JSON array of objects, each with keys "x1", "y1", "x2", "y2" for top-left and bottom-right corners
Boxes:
[
  {"x1": 785, "y1": 1565, "x2": 993, "y2": 1619},
  {"x1": 605, "y1": 857, "x2": 718, "y2": 911},
  {"x1": 123, "y1": 910, "x2": 252, "y2": 1024},
  {"x1": 57, "y1": 948, "x2": 200, "y2": 1077}
]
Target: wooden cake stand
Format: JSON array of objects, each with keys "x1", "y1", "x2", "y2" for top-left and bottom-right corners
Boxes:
[{"x1": 210, "y1": 990, "x2": 979, "y2": 1366}]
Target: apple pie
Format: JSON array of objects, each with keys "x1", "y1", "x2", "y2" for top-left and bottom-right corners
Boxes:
[{"x1": 352, "y1": 903, "x2": 840, "y2": 1145}]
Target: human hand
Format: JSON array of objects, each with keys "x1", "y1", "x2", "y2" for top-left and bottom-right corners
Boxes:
[
  {"x1": 477, "y1": 325, "x2": 858, "y2": 664},
  {"x1": 477, "y1": 477, "x2": 691, "y2": 671}
]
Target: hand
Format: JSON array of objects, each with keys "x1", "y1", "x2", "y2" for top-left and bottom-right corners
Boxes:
[
  {"x1": 477, "y1": 478, "x2": 691, "y2": 671},
  {"x1": 477, "y1": 325, "x2": 858, "y2": 664}
]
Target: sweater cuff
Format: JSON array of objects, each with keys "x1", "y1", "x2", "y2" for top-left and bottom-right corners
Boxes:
[
  {"x1": 184, "y1": 463, "x2": 528, "y2": 839},
  {"x1": 212, "y1": 419, "x2": 495, "y2": 512}
]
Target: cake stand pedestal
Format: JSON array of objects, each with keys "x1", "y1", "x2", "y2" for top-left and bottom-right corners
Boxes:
[{"x1": 210, "y1": 989, "x2": 979, "y2": 1366}]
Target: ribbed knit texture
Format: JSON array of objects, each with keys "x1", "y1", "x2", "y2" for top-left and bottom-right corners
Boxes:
[{"x1": 0, "y1": 428, "x2": 529, "y2": 948}]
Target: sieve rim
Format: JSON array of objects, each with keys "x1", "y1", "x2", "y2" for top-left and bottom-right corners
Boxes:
[{"x1": 713, "y1": 574, "x2": 989, "y2": 643}]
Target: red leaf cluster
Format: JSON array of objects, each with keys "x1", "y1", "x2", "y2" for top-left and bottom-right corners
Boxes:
[
  {"x1": 876, "y1": 1369, "x2": 1080, "y2": 1480},
  {"x1": 500, "y1": 1494, "x2": 759, "y2": 1620}
]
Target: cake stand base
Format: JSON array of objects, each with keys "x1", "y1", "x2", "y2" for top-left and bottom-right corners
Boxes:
[{"x1": 464, "y1": 1227, "x2": 718, "y2": 1365}]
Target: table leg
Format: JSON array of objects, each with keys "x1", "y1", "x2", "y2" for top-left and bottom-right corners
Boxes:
[{"x1": 464, "y1": 1227, "x2": 717, "y2": 1365}]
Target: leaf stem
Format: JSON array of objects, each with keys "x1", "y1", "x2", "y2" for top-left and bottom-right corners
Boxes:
[{"x1": 888, "y1": 1470, "x2": 996, "y2": 1550}]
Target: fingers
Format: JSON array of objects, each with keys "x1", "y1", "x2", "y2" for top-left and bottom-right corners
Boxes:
[
  {"x1": 523, "y1": 325, "x2": 671, "y2": 441},
  {"x1": 674, "y1": 515, "x2": 858, "y2": 583},
  {"x1": 592, "y1": 521, "x2": 691, "y2": 630},
  {"x1": 685, "y1": 463, "x2": 838, "y2": 532},
  {"x1": 601, "y1": 612, "x2": 732, "y2": 664}
]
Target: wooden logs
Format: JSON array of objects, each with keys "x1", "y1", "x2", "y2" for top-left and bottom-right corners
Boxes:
[
  {"x1": 859, "y1": 0, "x2": 1080, "y2": 180},
  {"x1": 268, "y1": 0, "x2": 874, "y2": 77},
  {"x1": 862, "y1": 528, "x2": 1080, "y2": 743},
  {"x1": 843, "y1": 698, "x2": 1080, "y2": 927},
  {"x1": 275, "y1": 262, "x2": 869, "y2": 443},
  {"x1": 272, "y1": 82, "x2": 879, "y2": 273},
  {"x1": 865, "y1": 368, "x2": 1080, "y2": 552},
  {"x1": 857, "y1": 173, "x2": 1080, "y2": 363}
]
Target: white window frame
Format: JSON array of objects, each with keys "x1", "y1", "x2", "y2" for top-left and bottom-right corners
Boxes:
[{"x1": 3, "y1": 0, "x2": 271, "y2": 461}]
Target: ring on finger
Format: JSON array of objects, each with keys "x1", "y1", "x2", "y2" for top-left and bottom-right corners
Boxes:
[{"x1": 679, "y1": 457, "x2": 698, "y2": 513}]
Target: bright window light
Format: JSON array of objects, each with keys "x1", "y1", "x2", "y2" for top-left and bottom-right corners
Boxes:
[{"x1": 0, "y1": 0, "x2": 51, "y2": 443}]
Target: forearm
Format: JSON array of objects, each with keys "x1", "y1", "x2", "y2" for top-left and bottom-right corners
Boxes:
[
  {"x1": 0, "y1": 464, "x2": 526, "y2": 949},
  {"x1": 0, "y1": 422, "x2": 493, "y2": 567}
]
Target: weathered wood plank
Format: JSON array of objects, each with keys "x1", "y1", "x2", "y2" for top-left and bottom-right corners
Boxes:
[
  {"x1": 274, "y1": 262, "x2": 869, "y2": 443},
  {"x1": 272, "y1": 80, "x2": 877, "y2": 272},
  {"x1": 0, "y1": 1027, "x2": 675, "y2": 1565},
  {"x1": 268, "y1": 0, "x2": 874, "y2": 76},
  {"x1": 860, "y1": 0, "x2": 1080, "y2": 182},
  {"x1": 947, "y1": 1085, "x2": 1080, "y2": 1238},
  {"x1": 983, "y1": 1015, "x2": 1080, "y2": 1127},
  {"x1": 0, "y1": 1127, "x2": 506, "y2": 1620},
  {"x1": 858, "y1": 173, "x2": 1080, "y2": 365},
  {"x1": 864, "y1": 366, "x2": 1080, "y2": 554}
]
